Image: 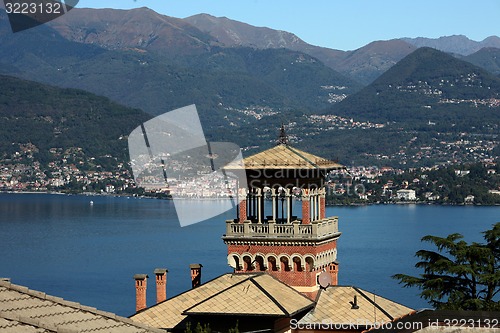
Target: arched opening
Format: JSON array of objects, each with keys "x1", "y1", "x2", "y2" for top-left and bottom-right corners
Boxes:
[
  {"x1": 293, "y1": 256, "x2": 303, "y2": 272},
  {"x1": 305, "y1": 256, "x2": 315, "y2": 272},
  {"x1": 267, "y1": 256, "x2": 278, "y2": 271},
  {"x1": 243, "y1": 255, "x2": 253, "y2": 271},
  {"x1": 228, "y1": 254, "x2": 242, "y2": 271},
  {"x1": 280, "y1": 256, "x2": 290, "y2": 272},
  {"x1": 255, "y1": 255, "x2": 266, "y2": 271}
]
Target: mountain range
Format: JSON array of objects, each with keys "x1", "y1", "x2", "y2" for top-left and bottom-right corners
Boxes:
[
  {"x1": 0, "y1": 6, "x2": 499, "y2": 167},
  {"x1": 327, "y1": 47, "x2": 500, "y2": 129},
  {"x1": 42, "y1": 9, "x2": 500, "y2": 85}
]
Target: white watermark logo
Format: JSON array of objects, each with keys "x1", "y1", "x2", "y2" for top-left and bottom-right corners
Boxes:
[
  {"x1": 128, "y1": 105, "x2": 247, "y2": 227},
  {"x1": 290, "y1": 318, "x2": 424, "y2": 331},
  {"x1": 2, "y1": 0, "x2": 79, "y2": 32}
]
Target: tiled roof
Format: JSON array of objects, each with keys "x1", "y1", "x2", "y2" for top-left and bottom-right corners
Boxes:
[
  {"x1": 298, "y1": 286, "x2": 414, "y2": 327},
  {"x1": 131, "y1": 273, "x2": 314, "y2": 329},
  {"x1": 225, "y1": 144, "x2": 343, "y2": 170},
  {"x1": 0, "y1": 280, "x2": 163, "y2": 333},
  {"x1": 184, "y1": 274, "x2": 313, "y2": 317},
  {"x1": 130, "y1": 274, "x2": 250, "y2": 329}
]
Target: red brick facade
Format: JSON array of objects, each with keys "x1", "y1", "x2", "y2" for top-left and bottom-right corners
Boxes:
[
  {"x1": 227, "y1": 239, "x2": 338, "y2": 293},
  {"x1": 239, "y1": 199, "x2": 247, "y2": 223},
  {"x1": 319, "y1": 196, "x2": 326, "y2": 220},
  {"x1": 155, "y1": 270, "x2": 167, "y2": 304},
  {"x1": 302, "y1": 199, "x2": 311, "y2": 224},
  {"x1": 224, "y1": 142, "x2": 342, "y2": 300},
  {"x1": 134, "y1": 276, "x2": 148, "y2": 312}
]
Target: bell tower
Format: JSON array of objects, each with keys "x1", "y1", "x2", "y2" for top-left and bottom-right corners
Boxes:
[{"x1": 223, "y1": 126, "x2": 343, "y2": 299}]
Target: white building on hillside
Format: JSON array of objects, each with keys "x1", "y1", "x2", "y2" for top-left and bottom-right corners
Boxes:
[{"x1": 396, "y1": 189, "x2": 416, "y2": 201}]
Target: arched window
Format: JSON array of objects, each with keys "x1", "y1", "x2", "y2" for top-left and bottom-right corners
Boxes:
[
  {"x1": 243, "y1": 255, "x2": 253, "y2": 271},
  {"x1": 305, "y1": 256, "x2": 315, "y2": 272},
  {"x1": 267, "y1": 256, "x2": 278, "y2": 271},
  {"x1": 280, "y1": 256, "x2": 290, "y2": 272},
  {"x1": 233, "y1": 255, "x2": 241, "y2": 271},
  {"x1": 255, "y1": 255, "x2": 265, "y2": 271},
  {"x1": 293, "y1": 256, "x2": 303, "y2": 272}
]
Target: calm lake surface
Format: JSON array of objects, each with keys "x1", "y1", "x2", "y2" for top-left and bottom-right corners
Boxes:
[{"x1": 1, "y1": 193, "x2": 499, "y2": 316}]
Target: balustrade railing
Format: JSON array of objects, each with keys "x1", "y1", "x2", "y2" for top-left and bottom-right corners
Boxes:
[{"x1": 225, "y1": 217, "x2": 339, "y2": 240}]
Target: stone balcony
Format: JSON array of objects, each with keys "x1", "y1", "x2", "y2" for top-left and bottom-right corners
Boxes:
[{"x1": 223, "y1": 216, "x2": 340, "y2": 241}]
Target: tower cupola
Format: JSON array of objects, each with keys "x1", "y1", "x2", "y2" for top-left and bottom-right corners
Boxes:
[{"x1": 223, "y1": 128, "x2": 344, "y2": 299}]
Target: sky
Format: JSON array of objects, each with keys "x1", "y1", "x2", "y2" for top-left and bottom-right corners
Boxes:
[{"x1": 74, "y1": 0, "x2": 500, "y2": 51}]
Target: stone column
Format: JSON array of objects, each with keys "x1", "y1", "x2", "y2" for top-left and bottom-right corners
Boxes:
[
  {"x1": 319, "y1": 188, "x2": 326, "y2": 220},
  {"x1": 286, "y1": 188, "x2": 291, "y2": 223},
  {"x1": 302, "y1": 189, "x2": 310, "y2": 224},
  {"x1": 271, "y1": 188, "x2": 277, "y2": 221},
  {"x1": 257, "y1": 188, "x2": 262, "y2": 223},
  {"x1": 238, "y1": 188, "x2": 247, "y2": 223},
  {"x1": 309, "y1": 190, "x2": 316, "y2": 222}
]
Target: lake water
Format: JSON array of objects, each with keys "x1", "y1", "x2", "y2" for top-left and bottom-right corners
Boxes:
[{"x1": 0, "y1": 193, "x2": 498, "y2": 316}]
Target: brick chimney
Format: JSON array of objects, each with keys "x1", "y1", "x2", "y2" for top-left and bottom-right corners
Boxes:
[
  {"x1": 154, "y1": 268, "x2": 168, "y2": 304},
  {"x1": 133, "y1": 274, "x2": 148, "y2": 312},
  {"x1": 189, "y1": 264, "x2": 202, "y2": 289}
]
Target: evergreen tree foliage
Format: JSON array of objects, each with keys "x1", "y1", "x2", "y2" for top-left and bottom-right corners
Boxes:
[{"x1": 393, "y1": 223, "x2": 500, "y2": 310}]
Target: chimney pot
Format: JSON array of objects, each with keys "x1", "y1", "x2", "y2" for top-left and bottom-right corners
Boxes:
[
  {"x1": 134, "y1": 274, "x2": 148, "y2": 280},
  {"x1": 350, "y1": 295, "x2": 360, "y2": 309},
  {"x1": 134, "y1": 274, "x2": 149, "y2": 312},
  {"x1": 154, "y1": 268, "x2": 168, "y2": 304},
  {"x1": 190, "y1": 264, "x2": 203, "y2": 289}
]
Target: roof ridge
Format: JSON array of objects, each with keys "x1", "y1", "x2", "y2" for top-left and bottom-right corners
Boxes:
[
  {"x1": 353, "y1": 287, "x2": 394, "y2": 321},
  {"x1": 256, "y1": 273, "x2": 315, "y2": 304},
  {"x1": 181, "y1": 275, "x2": 256, "y2": 314},
  {"x1": 0, "y1": 280, "x2": 163, "y2": 332},
  {"x1": 250, "y1": 274, "x2": 315, "y2": 316},
  {"x1": 351, "y1": 286, "x2": 414, "y2": 312},
  {"x1": 249, "y1": 277, "x2": 289, "y2": 316},
  {"x1": 131, "y1": 273, "x2": 240, "y2": 315},
  {"x1": 285, "y1": 145, "x2": 319, "y2": 168}
]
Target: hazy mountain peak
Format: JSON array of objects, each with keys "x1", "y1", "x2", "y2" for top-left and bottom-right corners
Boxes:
[
  {"x1": 327, "y1": 46, "x2": 500, "y2": 134},
  {"x1": 401, "y1": 35, "x2": 500, "y2": 56},
  {"x1": 48, "y1": 7, "x2": 216, "y2": 53},
  {"x1": 184, "y1": 13, "x2": 306, "y2": 49},
  {"x1": 463, "y1": 47, "x2": 500, "y2": 76},
  {"x1": 7, "y1": 5, "x2": 499, "y2": 86}
]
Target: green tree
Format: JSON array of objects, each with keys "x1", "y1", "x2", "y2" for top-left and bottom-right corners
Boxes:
[
  {"x1": 393, "y1": 222, "x2": 500, "y2": 310},
  {"x1": 228, "y1": 320, "x2": 239, "y2": 333},
  {"x1": 184, "y1": 322, "x2": 211, "y2": 333}
]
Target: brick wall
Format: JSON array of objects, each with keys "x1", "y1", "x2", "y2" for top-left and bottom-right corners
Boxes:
[
  {"x1": 227, "y1": 241, "x2": 337, "y2": 257},
  {"x1": 155, "y1": 274, "x2": 166, "y2": 303},
  {"x1": 135, "y1": 279, "x2": 147, "y2": 312},
  {"x1": 239, "y1": 200, "x2": 247, "y2": 223},
  {"x1": 319, "y1": 196, "x2": 326, "y2": 220},
  {"x1": 227, "y1": 240, "x2": 338, "y2": 288},
  {"x1": 302, "y1": 199, "x2": 310, "y2": 224}
]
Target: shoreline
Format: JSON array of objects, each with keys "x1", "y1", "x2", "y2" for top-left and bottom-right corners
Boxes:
[{"x1": 1, "y1": 190, "x2": 499, "y2": 206}]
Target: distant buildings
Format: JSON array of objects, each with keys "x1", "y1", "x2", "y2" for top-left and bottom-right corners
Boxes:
[{"x1": 396, "y1": 189, "x2": 417, "y2": 201}]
